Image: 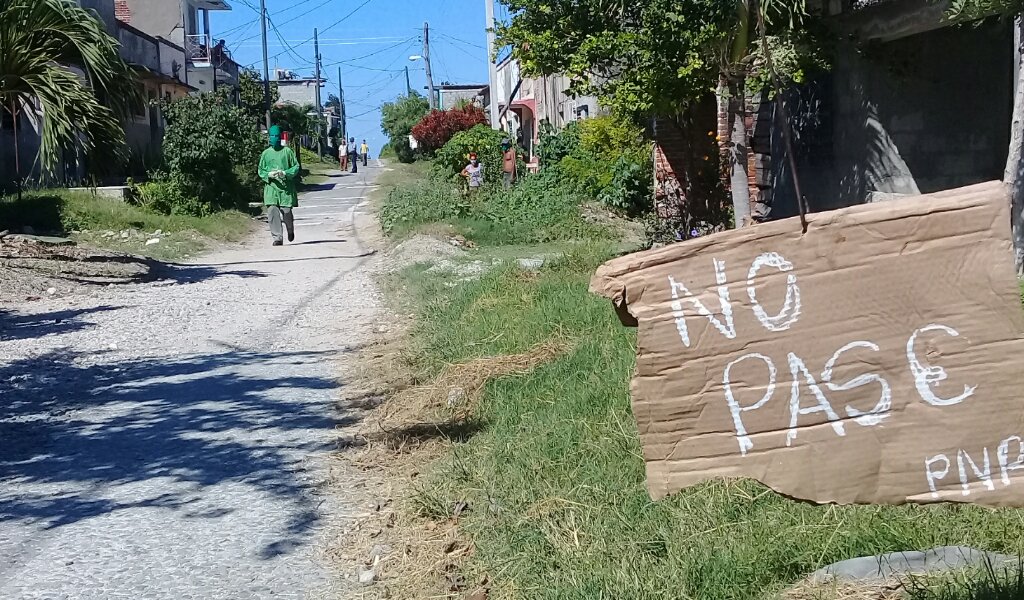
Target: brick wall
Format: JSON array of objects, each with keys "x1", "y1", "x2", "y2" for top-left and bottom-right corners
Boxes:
[
  {"x1": 654, "y1": 117, "x2": 687, "y2": 220},
  {"x1": 652, "y1": 99, "x2": 729, "y2": 235},
  {"x1": 114, "y1": 0, "x2": 131, "y2": 23}
]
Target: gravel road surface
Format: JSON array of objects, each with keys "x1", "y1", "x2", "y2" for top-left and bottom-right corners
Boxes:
[{"x1": 0, "y1": 163, "x2": 386, "y2": 599}]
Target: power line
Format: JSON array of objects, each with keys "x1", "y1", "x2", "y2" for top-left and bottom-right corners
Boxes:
[
  {"x1": 439, "y1": 38, "x2": 486, "y2": 64},
  {"x1": 321, "y1": 38, "x2": 417, "y2": 69},
  {"x1": 267, "y1": 16, "x2": 312, "y2": 66},
  {"x1": 437, "y1": 32, "x2": 485, "y2": 50}
]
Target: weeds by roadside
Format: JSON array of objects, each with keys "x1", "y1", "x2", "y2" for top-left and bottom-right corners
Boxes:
[
  {"x1": 356, "y1": 157, "x2": 1024, "y2": 599},
  {"x1": 378, "y1": 242, "x2": 1024, "y2": 599},
  {"x1": 0, "y1": 190, "x2": 253, "y2": 261}
]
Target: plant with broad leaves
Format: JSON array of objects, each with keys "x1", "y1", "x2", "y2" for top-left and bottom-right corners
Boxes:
[
  {"x1": 0, "y1": 0, "x2": 141, "y2": 176},
  {"x1": 159, "y1": 91, "x2": 264, "y2": 215}
]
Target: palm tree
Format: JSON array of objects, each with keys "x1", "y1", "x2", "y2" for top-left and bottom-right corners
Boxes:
[{"x1": 0, "y1": 0, "x2": 141, "y2": 178}]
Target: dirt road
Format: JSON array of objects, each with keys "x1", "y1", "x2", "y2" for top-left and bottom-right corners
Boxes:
[{"x1": 0, "y1": 164, "x2": 385, "y2": 599}]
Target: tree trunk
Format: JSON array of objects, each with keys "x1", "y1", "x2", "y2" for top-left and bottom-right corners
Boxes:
[
  {"x1": 721, "y1": 73, "x2": 751, "y2": 228},
  {"x1": 1007, "y1": 15, "x2": 1024, "y2": 274}
]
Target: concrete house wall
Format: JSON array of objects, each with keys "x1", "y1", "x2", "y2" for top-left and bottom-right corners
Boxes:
[{"x1": 765, "y1": 16, "x2": 1013, "y2": 218}]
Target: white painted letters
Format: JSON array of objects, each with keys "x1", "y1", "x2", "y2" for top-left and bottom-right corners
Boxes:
[
  {"x1": 668, "y1": 258, "x2": 735, "y2": 348},
  {"x1": 906, "y1": 324, "x2": 977, "y2": 407},
  {"x1": 723, "y1": 353, "x2": 777, "y2": 457},
  {"x1": 821, "y1": 341, "x2": 892, "y2": 427},
  {"x1": 747, "y1": 252, "x2": 802, "y2": 332},
  {"x1": 997, "y1": 435, "x2": 1024, "y2": 486},
  {"x1": 925, "y1": 454, "x2": 951, "y2": 499},
  {"x1": 786, "y1": 353, "x2": 846, "y2": 446},
  {"x1": 957, "y1": 448, "x2": 995, "y2": 495}
]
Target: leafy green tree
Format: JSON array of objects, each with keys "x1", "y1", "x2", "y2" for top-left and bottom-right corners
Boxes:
[
  {"x1": 325, "y1": 93, "x2": 341, "y2": 112},
  {"x1": 239, "y1": 68, "x2": 279, "y2": 125},
  {"x1": 0, "y1": 0, "x2": 141, "y2": 175},
  {"x1": 271, "y1": 103, "x2": 317, "y2": 137},
  {"x1": 496, "y1": 0, "x2": 818, "y2": 227},
  {"x1": 380, "y1": 92, "x2": 429, "y2": 141},
  {"x1": 160, "y1": 91, "x2": 264, "y2": 214},
  {"x1": 432, "y1": 125, "x2": 506, "y2": 184}
]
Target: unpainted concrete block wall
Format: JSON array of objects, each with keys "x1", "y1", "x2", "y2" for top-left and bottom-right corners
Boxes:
[{"x1": 768, "y1": 18, "x2": 1012, "y2": 218}]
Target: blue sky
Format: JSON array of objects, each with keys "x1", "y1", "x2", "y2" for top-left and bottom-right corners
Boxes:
[{"x1": 211, "y1": 0, "x2": 492, "y2": 153}]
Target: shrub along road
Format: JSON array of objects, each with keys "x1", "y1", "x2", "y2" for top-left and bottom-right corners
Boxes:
[{"x1": 0, "y1": 163, "x2": 385, "y2": 598}]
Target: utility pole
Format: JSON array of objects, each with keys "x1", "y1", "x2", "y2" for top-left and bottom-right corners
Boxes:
[
  {"x1": 423, "y1": 21, "x2": 436, "y2": 110},
  {"x1": 259, "y1": 0, "x2": 271, "y2": 129},
  {"x1": 485, "y1": 0, "x2": 499, "y2": 129},
  {"x1": 314, "y1": 28, "x2": 323, "y2": 158},
  {"x1": 338, "y1": 66, "x2": 347, "y2": 142},
  {"x1": 405, "y1": 65, "x2": 413, "y2": 96}
]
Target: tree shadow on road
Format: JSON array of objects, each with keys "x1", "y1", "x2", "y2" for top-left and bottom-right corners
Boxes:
[
  {"x1": 150, "y1": 262, "x2": 270, "y2": 284},
  {"x1": 0, "y1": 347, "x2": 353, "y2": 560},
  {"x1": 0, "y1": 306, "x2": 121, "y2": 342}
]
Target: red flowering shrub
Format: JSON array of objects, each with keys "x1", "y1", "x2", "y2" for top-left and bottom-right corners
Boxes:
[{"x1": 411, "y1": 105, "x2": 487, "y2": 154}]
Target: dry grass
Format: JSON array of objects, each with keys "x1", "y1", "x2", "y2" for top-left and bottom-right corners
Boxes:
[
  {"x1": 783, "y1": 578, "x2": 906, "y2": 600},
  {"x1": 327, "y1": 309, "x2": 572, "y2": 598}
]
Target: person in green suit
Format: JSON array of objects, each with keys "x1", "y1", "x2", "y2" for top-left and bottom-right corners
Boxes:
[{"x1": 258, "y1": 125, "x2": 300, "y2": 246}]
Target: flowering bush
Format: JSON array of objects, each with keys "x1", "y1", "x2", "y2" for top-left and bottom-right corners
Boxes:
[{"x1": 411, "y1": 105, "x2": 487, "y2": 155}]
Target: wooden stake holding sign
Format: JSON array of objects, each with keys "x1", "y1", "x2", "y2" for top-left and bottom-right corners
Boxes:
[{"x1": 591, "y1": 182, "x2": 1024, "y2": 506}]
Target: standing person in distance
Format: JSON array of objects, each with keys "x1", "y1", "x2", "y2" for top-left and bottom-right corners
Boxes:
[
  {"x1": 461, "y1": 152, "x2": 484, "y2": 193},
  {"x1": 258, "y1": 125, "x2": 300, "y2": 246},
  {"x1": 360, "y1": 139, "x2": 369, "y2": 166},
  {"x1": 348, "y1": 137, "x2": 358, "y2": 174},
  {"x1": 501, "y1": 138, "x2": 518, "y2": 188},
  {"x1": 338, "y1": 136, "x2": 348, "y2": 172}
]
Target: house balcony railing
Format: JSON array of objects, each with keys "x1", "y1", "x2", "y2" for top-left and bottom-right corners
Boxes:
[
  {"x1": 186, "y1": 33, "x2": 235, "y2": 71},
  {"x1": 185, "y1": 34, "x2": 212, "y2": 65}
]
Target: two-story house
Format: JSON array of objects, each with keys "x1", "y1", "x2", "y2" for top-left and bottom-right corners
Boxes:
[
  {"x1": 494, "y1": 56, "x2": 601, "y2": 168},
  {"x1": 1, "y1": 0, "x2": 198, "y2": 187},
  {"x1": 113, "y1": 0, "x2": 241, "y2": 95}
]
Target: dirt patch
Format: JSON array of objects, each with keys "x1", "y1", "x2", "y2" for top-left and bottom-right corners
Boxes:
[
  {"x1": 0, "y1": 235, "x2": 156, "y2": 303},
  {"x1": 328, "y1": 309, "x2": 572, "y2": 598}
]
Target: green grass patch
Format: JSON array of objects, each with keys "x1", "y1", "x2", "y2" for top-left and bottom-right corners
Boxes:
[
  {"x1": 401, "y1": 243, "x2": 1024, "y2": 600},
  {"x1": 906, "y1": 563, "x2": 1024, "y2": 599},
  {"x1": 1, "y1": 190, "x2": 253, "y2": 261},
  {"x1": 380, "y1": 168, "x2": 608, "y2": 246}
]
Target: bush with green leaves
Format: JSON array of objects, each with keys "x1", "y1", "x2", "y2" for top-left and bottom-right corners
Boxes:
[
  {"x1": 392, "y1": 135, "x2": 417, "y2": 164},
  {"x1": 431, "y1": 125, "x2": 506, "y2": 184},
  {"x1": 158, "y1": 91, "x2": 265, "y2": 215},
  {"x1": 534, "y1": 115, "x2": 653, "y2": 213},
  {"x1": 598, "y1": 150, "x2": 653, "y2": 216},
  {"x1": 538, "y1": 121, "x2": 582, "y2": 165}
]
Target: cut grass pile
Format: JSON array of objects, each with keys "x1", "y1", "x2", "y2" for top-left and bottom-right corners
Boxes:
[
  {"x1": 0, "y1": 190, "x2": 253, "y2": 260},
  {"x1": 394, "y1": 244, "x2": 1024, "y2": 599}
]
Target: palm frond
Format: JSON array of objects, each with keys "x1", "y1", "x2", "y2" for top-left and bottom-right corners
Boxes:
[{"x1": 0, "y1": 0, "x2": 140, "y2": 174}]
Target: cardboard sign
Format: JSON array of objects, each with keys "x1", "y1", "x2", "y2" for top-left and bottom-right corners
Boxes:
[{"x1": 591, "y1": 182, "x2": 1024, "y2": 506}]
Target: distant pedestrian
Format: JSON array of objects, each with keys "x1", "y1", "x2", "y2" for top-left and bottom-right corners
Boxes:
[
  {"x1": 348, "y1": 137, "x2": 358, "y2": 174},
  {"x1": 360, "y1": 139, "x2": 369, "y2": 166},
  {"x1": 501, "y1": 138, "x2": 518, "y2": 188},
  {"x1": 461, "y1": 152, "x2": 484, "y2": 192},
  {"x1": 339, "y1": 137, "x2": 348, "y2": 171},
  {"x1": 258, "y1": 125, "x2": 299, "y2": 246}
]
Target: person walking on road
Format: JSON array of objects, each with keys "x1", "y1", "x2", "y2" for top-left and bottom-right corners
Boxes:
[
  {"x1": 258, "y1": 125, "x2": 300, "y2": 246},
  {"x1": 348, "y1": 137, "x2": 359, "y2": 174},
  {"x1": 338, "y1": 137, "x2": 348, "y2": 171},
  {"x1": 360, "y1": 139, "x2": 369, "y2": 166}
]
